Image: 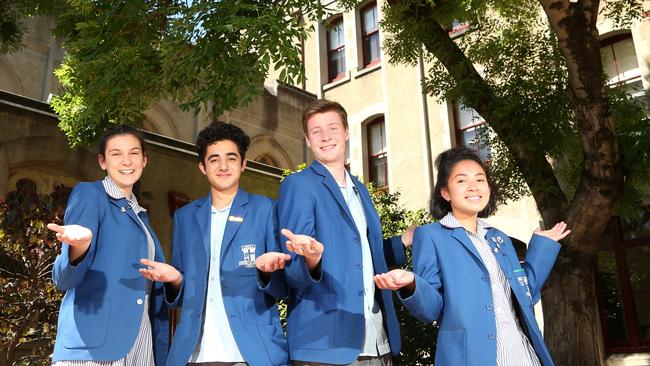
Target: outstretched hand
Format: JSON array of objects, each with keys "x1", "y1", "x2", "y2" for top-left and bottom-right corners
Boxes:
[
  {"x1": 47, "y1": 223, "x2": 92, "y2": 247},
  {"x1": 281, "y1": 228, "x2": 324, "y2": 271},
  {"x1": 139, "y1": 259, "x2": 183, "y2": 289},
  {"x1": 534, "y1": 221, "x2": 571, "y2": 242},
  {"x1": 374, "y1": 269, "x2": 415, "y2": 291},
  {"x1": 255, "y1": 252, "x2": 291, "y2": 273},
  {"x1": 281, "y1": 228, "x2": 324, "y2": 258}
]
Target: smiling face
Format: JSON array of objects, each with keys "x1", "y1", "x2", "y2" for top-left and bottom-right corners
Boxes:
[
  {"x1": 199, "y1": 139, "x2": 245, "y2": 196},
  {"x1": 305, "y1": 110, "x2": 349, "y2": 167},
  {"x1": 440, "y1": 159, "x2": 491, "y2": 220},
  {"x1": 98, "y1": 133, "x2": 147, "y2": 197}
]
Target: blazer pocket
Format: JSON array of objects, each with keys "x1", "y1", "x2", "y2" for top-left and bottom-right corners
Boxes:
[
  {"x1": 258, "y1": 323, "x2": 289, "y2": 365},
  {"x1": 288, "y1": 293, "x2": 337, "y2": 350},
  {"x1": 435, "y1": 329, "x2": 467, "y2": 366},
  {"x1": 61, "y1": 299, "x2": 112, "y2": 349}
]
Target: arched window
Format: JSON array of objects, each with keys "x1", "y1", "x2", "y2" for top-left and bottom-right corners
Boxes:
[
  {"x1": 254, "y1": 154, "x2": 279, "y2": 167},
  {"x1": 366, "y1": 117, "x2": 388, "y2": 188}
]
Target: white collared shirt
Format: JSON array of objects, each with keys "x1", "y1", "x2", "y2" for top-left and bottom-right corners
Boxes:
[
  {"x1": 339, "y1": 172, "x2": 390, "y2": 357},
  {"x1": 189, "y1": 204, "x2": 245, "y2": 363}
]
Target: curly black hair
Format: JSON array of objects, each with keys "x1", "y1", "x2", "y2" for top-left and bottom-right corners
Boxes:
[
  {"x1": 196, "y1": 121, "x2": 250, "y2": 165},
  {"x1": 430, "y1": 147, "x2": 499, "y2": 219}
]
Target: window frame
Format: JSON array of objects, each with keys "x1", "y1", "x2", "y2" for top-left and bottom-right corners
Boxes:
[
  {"x1": 366, "y1": 117, "x2": 388, "y2": 189},
  {"x1": 596, "y1": 215, "x2": 650, "y2": 354},
  {"x1": 360, "y1": 2, "x2": 380, "y2": 68},
  {"x1": 326, "y1": 16, "x2": 346, "y2": 82},
  {"x1": 452, "y1": 101, "x2": 490, "y2": 159}
]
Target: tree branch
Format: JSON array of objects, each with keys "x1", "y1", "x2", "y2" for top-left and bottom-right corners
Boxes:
[{"x1": 391, "y1": 1, "x2": 571, "y2": 227}]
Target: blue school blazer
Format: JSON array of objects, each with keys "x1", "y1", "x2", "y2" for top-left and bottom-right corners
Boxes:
[
  {"x1": 164, "y1": 189, "x2": 288, "y2": 366},
  {"x1": 277, "y1": 160, "x2": 406, "y2": 364},
  {"x1": 51, "y1": 181, "x2": 169, "y2": 365},
  {"x1": 401, "y1": 222, "x2": 561, "y2": 366}
]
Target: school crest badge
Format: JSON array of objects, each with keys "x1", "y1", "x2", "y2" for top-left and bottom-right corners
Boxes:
[{"x1": 238, "y1": 244, "x2": 256, "y2": 268}]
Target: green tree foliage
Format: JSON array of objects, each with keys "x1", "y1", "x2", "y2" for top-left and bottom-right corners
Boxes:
[
  {"x1": 1, "y1": 0, "x2": 326, "y2": 146},
  {"x1": 0, "y1": 180, "x2": 69, "y2": 365}
]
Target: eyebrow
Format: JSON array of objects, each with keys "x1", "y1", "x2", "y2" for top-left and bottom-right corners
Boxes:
[
  {"x1": 107, "y1": 147, "x2": 141, "y2": 153},
  {"x1": 453, "y1": 172, "x2": 486, "y2": 178},
  {"x1": 206, "y1": 152, "x2": 239, "y2": 160}
]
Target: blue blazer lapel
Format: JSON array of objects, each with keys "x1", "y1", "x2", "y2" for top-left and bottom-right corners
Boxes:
[
  {"x1": 108, "y1": 198, "x2": 142, "y2": 228},
  {"x1": 194, "y1": 195, "x2": 212, "y2": 262},
  {"x1": 220, "y1": 189, "x2": 248, "y2": 263},
  {"x1": 450, "y1": 228, "x2": 489, "y2": 275},
  {"x1": 310, "y1": 162, "x2": 356, "y2": 230}
]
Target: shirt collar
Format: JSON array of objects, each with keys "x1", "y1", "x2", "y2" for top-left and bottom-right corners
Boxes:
[
  {"x1": 102, "y1": 176, "x2": 146, "y2": 212},
  {"x1": 439, "y1": 212, "x2": 492, "y2": 231}
]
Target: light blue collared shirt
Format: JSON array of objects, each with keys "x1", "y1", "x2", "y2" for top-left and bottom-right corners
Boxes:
[
  {"x1": 190, "y1": 203, "x2": 245, "y2": 363},
  {"x1": 339, "y1": 172, "x2": 390, "y2": 357}
]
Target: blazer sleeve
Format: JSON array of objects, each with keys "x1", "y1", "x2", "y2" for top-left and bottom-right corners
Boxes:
[
  {"x1": 383, "y1": 235, "x2": 406, "y2": 267},
  {"x1": 276, "y1": 175, "x2": 322, "y2": 289},
  {"x1": 165, "y1": 210, "x2": 185, "y2": 307},
  {"x1": 522, "y1": 233, "x2": 561, "y2": 304},
  {"x1": 399, "y1": 226, "x2": 444, "y2": 323},
  {"x1": 51, "y1": 182, "x2": 101, "y2": 291},
  {"x1": 256, "y1": 201, "x2": 288, "y2": 299}
]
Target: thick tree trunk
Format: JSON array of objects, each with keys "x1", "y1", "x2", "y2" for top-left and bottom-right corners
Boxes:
[
  {"x1": 543, "y1": 248, "x2": 602, "y2": 366},
  {"x1": 538, "y1": 1, "x2": 624, "y2": 363},
  {"x1": 389, "y1": 1, "x2": 625, "y2": 365}
]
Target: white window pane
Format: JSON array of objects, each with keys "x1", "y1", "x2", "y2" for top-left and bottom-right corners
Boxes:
[
  {"x1": 613, "y1": 38, "x2": 641, "y2": 81},
  {"x1": 458, "y1": 105, "x2": 483, "y2": 128},
  {"x1": 369, "y1": 122, "x2": 384, "y2": 154},
  {"x1": 364, "y1": 32, "x2": 380, "y2": 63},
  {"x1": 371, "y1": 155, "x2": 387, "y2": 187},
  {"x1": 362, "y1": 5, "x2": 378, "y2": 33}
]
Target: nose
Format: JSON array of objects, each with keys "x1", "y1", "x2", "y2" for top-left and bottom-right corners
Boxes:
[
  {"x1": 217, "y1": 158, "x2": 228, "y2": 170},
  {"x1": 321, "y1": 130, "x2": 332, "y2": 141},
  {"x1": 122, "y1": 155, "x2": 133, "y2": 166}
]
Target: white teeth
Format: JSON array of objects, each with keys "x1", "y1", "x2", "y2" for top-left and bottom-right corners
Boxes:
[{"x1": 119, "y1": 170, "x2": 135, "y2": 174}]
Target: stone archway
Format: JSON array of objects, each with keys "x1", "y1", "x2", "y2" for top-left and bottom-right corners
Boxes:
[
  {"x1": 248, "y1": 135, "x2": 294, "y2": 169},
  {"x1": 0, "y1": 58, "x2": 25, "y2": 95}
]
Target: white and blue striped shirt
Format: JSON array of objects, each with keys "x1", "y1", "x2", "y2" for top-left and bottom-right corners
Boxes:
[
  {"x1": 440, "y1": 213, "x2": 540, "y2": 366},
  {"x1": 53, "y1": 177, "x2": 155, "y2": 366}
]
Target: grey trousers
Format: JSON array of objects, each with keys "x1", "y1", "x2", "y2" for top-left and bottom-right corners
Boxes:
[{"x1": 293, "y1": 353, "x2": 392, "y2": 366}]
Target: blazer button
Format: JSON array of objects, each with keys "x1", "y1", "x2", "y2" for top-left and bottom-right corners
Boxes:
[
  {"x1": 358, "y1": 290, "x2": 364, "y2": 296},
  {"x1": 356, "y1": 264, "x2": 362, "y2": 269},
  {"x1": 488, "y1": 333, "x2": 496, "y2": 339},
  {"x1": 136, "y1": 298, "x2": 143, "y2": 305},
  {"x1": 482, "y1": 276, "x2": 488, "y2": 282},
  {"x1": 353, "y1": 237, "x2": 360, "y2": 243},
  {"x1": 486, "y1": 304, "x2": 493, "y2": 311}
]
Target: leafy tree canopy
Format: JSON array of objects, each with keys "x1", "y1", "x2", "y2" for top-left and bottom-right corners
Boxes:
[
  {"x1": 339, "y1": 0, "x2": 649, "y2": 216},
  {"x1": 1, "y1": 0, "x2": 326, "y2": 146}
]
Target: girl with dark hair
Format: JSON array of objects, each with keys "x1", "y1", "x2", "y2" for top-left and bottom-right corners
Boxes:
[
  {"x1": 374, "y1": 147, "x2": 569, "y2": 366},
  {"x1": 47, "y1": 125, "x2": 168, "y2": 366}
]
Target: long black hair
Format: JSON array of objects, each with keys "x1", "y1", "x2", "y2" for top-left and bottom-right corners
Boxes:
[{"x1": 430, "y1": 147, "x2": 499, "y2": 219}]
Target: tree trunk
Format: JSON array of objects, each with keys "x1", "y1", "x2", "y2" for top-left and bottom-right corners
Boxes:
[{"x1": 543, "y1": 248, "x2": 602, "y2": 366}]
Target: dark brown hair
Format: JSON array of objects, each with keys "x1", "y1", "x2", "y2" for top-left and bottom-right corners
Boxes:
[{"x1": 98, "y1": 125, "x2": 146, "y2": 156}]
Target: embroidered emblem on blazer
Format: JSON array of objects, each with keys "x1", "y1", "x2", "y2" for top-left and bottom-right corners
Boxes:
[{"x1": 238, "y1": 244, "x2": 256, "y2": 268}]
